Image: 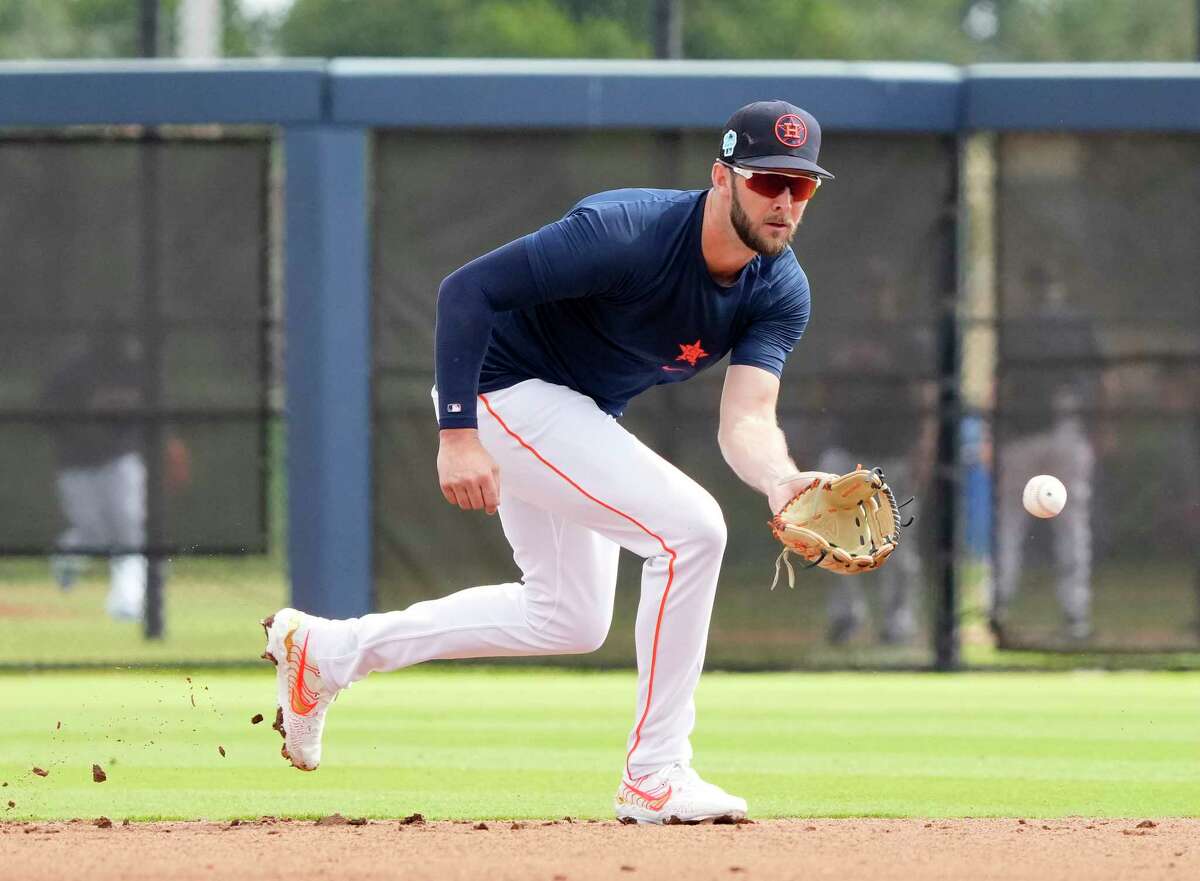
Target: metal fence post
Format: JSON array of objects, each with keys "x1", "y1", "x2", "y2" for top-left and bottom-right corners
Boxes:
[{"x1": 934, "y1": 133, "x2": 964, "y2": 671}]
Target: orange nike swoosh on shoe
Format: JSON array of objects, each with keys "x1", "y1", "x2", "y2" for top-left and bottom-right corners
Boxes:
[
  {"x1": 623, "y1": 781, "x2": 673, "y2": 812},
  {"x1": 284, "y1": 624, "x2": 321, "y2": 716},
  {"x1": 646, "y1": 786, "x2": 671, "y2": 811}
]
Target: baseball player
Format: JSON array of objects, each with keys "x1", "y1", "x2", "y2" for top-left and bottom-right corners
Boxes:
[
  {"x1": 817, "y1": 265, "x2": 935, "y2": 645},
  {"x1": 991, "y1": 266, "x2": 1099, "y2": 643},
  {"x1": 43, "y1": 330, "x2": 188, "y2": 621},
  {"x1": 264, "y1": 100, "x2": 835, "y2": 823}
]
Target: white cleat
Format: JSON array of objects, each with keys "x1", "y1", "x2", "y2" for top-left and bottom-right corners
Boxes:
[
  {"x1": 260, "y1": 608, "x2": 339, "y2": 771},
  {"x1": 615, "y1": 762, "x2": 748, "y2": 824}
]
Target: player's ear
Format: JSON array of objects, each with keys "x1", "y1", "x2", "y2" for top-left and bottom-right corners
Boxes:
[{"x1": 711, "y1": 161, "x2": 728, "y2": 193}]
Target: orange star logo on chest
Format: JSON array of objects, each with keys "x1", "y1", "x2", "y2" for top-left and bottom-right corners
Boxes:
[{"x1": 675, "y1": 339, "x2": 709, "y2": 367}]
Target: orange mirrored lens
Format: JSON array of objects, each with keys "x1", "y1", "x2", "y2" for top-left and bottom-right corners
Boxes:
[{"x1": 744, "y1": 172, "x2": 819, "y2": 201}]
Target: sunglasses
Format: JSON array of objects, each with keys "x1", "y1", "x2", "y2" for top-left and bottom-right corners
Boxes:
[{"x1": 721, "y1": 161, "x2": 822, "y2": 202}]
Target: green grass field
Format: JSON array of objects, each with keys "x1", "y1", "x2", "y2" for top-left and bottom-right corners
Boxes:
[
  {"x1": 0, "y1": 556, "x2": 286, "y2": 665},
  {"x1": 1, "y1": 669, "x2": 1197, "y2": 822}
]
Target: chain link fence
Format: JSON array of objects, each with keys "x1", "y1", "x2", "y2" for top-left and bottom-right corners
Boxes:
[
  {"x1": 0, "y1": 130, "x2": 281, "y2": 664},
  {"x1": 986, "y1": 132, "x2": 1200, "y2": 652}
]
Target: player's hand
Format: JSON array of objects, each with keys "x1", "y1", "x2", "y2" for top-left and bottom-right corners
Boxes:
[
  {"x1": 437, "y1": 429, "x2": 501, "y2": 515},
  {"x1": 768, "y1": 470, "x2": 836, "y2": 515},
  {"x1": 164, "y1": 436, "x2": 192, "y2": 492}
]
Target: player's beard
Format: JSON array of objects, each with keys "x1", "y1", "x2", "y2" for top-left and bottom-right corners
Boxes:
[{"x1": 729, "y1": 183, "x2": 795, "y2": 257}]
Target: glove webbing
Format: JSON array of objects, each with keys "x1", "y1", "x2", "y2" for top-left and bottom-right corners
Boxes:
[{"x1": 873, "y1": 467, "x2": 907, "y2": 533}]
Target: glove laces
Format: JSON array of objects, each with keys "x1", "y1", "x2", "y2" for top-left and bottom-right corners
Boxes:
[{"x1": 771, "y1": 546, "x2": 826, "y2": 590}]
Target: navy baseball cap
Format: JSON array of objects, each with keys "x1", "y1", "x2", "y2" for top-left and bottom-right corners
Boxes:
[{"x1": 718, "y1": 100, "x2": 833, "y2": 180}]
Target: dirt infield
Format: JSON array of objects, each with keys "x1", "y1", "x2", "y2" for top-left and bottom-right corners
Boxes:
[{"x1": 2, "y1": 817, "x2": 1197, "y2": 881}]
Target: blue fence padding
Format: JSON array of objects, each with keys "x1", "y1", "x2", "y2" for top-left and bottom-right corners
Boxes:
[
  {"x1": 0, "y1": 60, "x2": 326, "y2": 126},
  {"x1": 326, "y1": 59, "x2": 964, "y2": 131},
  {"x1": 965, "y1": 63, "x2": 1200, "y2": 131},
  {"x1": 2, "y1": 60, "x2": 1200, "y2": 131},
  {"x1": 283, "y1": 126, "x2": 373, "y2": 619}
]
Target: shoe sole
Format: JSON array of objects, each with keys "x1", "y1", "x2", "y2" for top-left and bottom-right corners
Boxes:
[
  {"x1": 615, "y1": 809, "x2": 745, "y2": 825},
  {"x1": 259, "y1": 613, "x2": 311, "y2": 772}
]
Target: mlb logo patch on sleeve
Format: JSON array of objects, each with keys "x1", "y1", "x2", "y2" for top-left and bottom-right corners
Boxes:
[{"x1": 446, "y1": 402, "x2": 463, "y2": 414}]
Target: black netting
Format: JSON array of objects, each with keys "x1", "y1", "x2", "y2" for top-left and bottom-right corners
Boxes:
[
  {"x1": 372, "y1": 131, "x2": 953, "y2": 667},
  {"x1": 0, "y1": 136, "x2": 271, "y2": 555},
  {"x1": 991, "y1": 132, "x2": 1200, "y2": 650}
]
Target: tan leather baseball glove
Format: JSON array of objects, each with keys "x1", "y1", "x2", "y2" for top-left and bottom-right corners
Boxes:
[{"x1": 769, "y1": 467, "x2": 908, "y2": 587}]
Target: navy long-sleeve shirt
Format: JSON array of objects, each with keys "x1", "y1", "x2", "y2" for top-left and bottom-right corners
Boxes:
[{"x1": 434, "y1": 188, "x2": 811, "y2": 429}]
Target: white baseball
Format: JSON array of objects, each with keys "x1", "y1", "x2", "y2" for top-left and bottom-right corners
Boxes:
[{"x1": 1023, "y1": 474, "x2": 1067, "y2": 518}]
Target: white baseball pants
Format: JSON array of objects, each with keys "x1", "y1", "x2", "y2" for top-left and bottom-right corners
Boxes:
[
  {"x1": 53, "y1": 451, "x2": 148, "y2": 616},
  {"x1": 993, "y1": 417, "x2": 1094, "y2": 630},
  {"x1": 315, "y1": 379, "x2": 727, "y2": 777}
]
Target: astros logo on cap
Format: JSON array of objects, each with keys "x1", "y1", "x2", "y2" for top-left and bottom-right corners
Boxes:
[{"x1": 774, "y1": 114, "x2": 808, "y2": 147}]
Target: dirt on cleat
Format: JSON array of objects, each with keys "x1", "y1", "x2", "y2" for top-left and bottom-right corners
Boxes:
[
  {"x1": 261, "y1": 617, "x2": 278, "y2": 665},
  {"x1": 271, "y1": 707, "x2": 300, "y2": 769}
]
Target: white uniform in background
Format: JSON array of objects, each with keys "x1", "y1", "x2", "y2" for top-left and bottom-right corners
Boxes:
[
  {"x1": 991, "y1": 282, "x2": 1099, "y2": 642},
  {"x1": 52, "y1": 450, "x2": 148, "y2": 620},
  {"x1": 992, "y1": 415, "x2": 1094, "y2": 640},
  {"x1": 45, "y1": 335, "x2": 152, "y2": 622}
]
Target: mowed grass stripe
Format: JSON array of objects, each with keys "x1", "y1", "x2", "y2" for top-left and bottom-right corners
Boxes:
[{"x1": 0, "y1": 669, "x2": 1197, "y2": 820}]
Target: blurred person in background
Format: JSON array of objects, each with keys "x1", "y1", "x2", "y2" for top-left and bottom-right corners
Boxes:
[
  {"x1": 817, "y1": 261, "x2": 935, "y2": 645},
  {"x1": 991, "y1": 264, "x2": 1099, "y2": 643},
  {"x1": 42, "y1": 328, "x2": 189, "y2": 621}
]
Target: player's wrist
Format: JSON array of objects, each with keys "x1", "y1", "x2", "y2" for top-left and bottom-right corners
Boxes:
[
  {"x1": 439, "y1": 428, "x2": 481, "y2": 445},
  {"x1": 766, "y1": 465, "x2": 805, "y2": 488}
]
